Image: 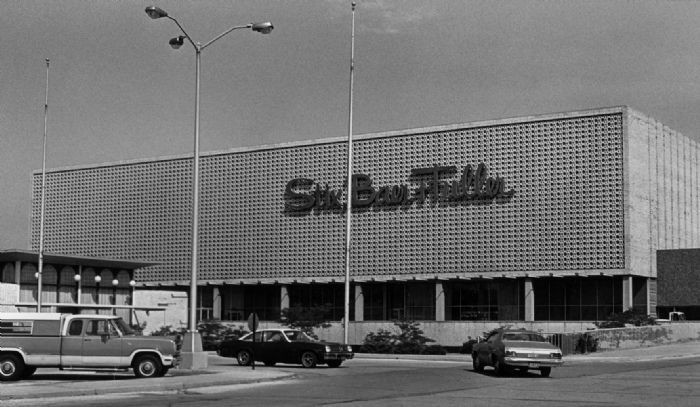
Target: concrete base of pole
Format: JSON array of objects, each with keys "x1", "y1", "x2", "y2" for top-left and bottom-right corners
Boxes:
[{"x1": 179, "y1": 331, "x2": 208, "y2": 370}]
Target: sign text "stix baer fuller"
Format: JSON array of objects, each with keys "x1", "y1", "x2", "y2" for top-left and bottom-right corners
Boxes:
[{"x1": 284, "y1": 163, "x2": 515, "y2": 212}]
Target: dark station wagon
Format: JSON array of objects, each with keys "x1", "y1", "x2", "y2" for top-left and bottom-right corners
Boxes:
[{"x1": 218, "y1": 328, "x2": 353, "y2": 368}]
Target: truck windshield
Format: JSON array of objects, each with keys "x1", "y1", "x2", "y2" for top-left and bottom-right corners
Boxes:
[{"x1": 114, "y1": 318, "x2": 136, "y2": 335}]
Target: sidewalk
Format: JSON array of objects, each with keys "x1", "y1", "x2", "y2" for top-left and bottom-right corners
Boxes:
[
  {"x1": 3, "y1": 341, "x2": 700, "y2": 402},
  {"x1": 1, "y1": 356, "x2": 295, "y2": 402}
]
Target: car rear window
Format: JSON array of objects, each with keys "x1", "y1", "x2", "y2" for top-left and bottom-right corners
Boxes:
[{"x1": 503, "y1": 332, "x2": 546, "y2": 342}]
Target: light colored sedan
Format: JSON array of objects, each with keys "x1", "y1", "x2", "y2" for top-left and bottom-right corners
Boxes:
[{"x1": 472, "y1": 329, "x2": 563, "y2": 377}]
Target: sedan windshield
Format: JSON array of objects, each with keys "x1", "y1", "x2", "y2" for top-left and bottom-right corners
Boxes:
[{"x1": 503, "y1": 332, "x2": 547, "y2": 342}]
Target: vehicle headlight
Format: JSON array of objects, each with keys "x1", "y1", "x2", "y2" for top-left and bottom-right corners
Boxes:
[
  {"x1": 550, "y1": 352, "x2": 562, "y2": 359},
  {"x1": 505, "y1": 349, "x2": 516, "y2": 357},
  {"x1": 346, "y1": 345, "x2": 353, "y2": 352},
  {"x1": 325, "y1": 345, "x2": 332, "y2": 352}
]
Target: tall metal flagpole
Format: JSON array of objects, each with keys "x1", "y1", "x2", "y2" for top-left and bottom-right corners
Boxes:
[
  {"x1": 37, "y1": 58, "x2": 50, "y2": 312},
  {"x1": 343, "y1": 2, "x2": 356, "y2": 345}
]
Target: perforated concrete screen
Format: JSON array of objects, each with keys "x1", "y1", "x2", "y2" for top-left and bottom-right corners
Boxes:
[{"x1": 31, "y1": 112, "x2": 625, "y2": 283}]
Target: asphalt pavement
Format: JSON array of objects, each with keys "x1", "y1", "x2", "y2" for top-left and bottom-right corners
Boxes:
[{"x1": 2, "y1": 340, "x2": 700, "y2": 402}]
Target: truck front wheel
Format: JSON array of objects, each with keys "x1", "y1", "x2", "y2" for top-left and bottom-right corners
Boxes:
[
  {"x1": 0, "y1": 354, "x2": 24, "y2": 381},
  {"x1": 133, "y1": 355, "x2": 162, "y2": 378}
]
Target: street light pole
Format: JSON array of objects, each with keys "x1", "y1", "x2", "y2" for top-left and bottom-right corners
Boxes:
[
  {"x1": 343, "y1": 2, "x2": 356, "y2": 345},
  {"x1": 37, "y1": 58, "x2": 50, "y2": 312},
  {"x1": 145, "y1": 6, "x2": 272, "y2": 369}
]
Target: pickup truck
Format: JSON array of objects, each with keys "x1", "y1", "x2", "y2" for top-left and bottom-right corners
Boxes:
[{"x1": 0, "y1": 312, "x2": 178, "y2": 381}]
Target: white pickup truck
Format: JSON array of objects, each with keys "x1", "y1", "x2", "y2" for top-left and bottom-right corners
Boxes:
[{"x1": 0, "y1": 312, "x2": 178, "y2": 381}]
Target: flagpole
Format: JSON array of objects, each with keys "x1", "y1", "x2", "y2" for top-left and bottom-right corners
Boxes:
[
  {"x1": 37, "y1": 58, "x2": 50, "y2": 312},
  {"x1": 343, "y1": 1, "x2": 356, "y2": 345}
]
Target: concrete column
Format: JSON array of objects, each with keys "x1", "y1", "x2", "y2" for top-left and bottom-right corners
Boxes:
[
  {"x1": 622, "y1": 276, "x2": 634, "y2": 311},
  {"x1": 77, "y1": 265, "x2": 82, "y2": 304},
  {"x1": 435, "y1": 281, "x2": 445, "y2": 321},
  {"x1": 646, "y1": 279, "x2": 652, "y2": 316},
  {"x1": 14, "y1": 261, "x2": 21, "y2": 284},
  {"x1": 212, "y1": 287, "x2": 221, "y2": 320},
  {"x1": 280, "y1": 285, "x2": 289, "y2": 316},
  {"x1": 524, "y1": 278, "x2": 535, "y2": 322},
  {"x1": 354, "y1": 284, "x2": 364, "y2": 322}
]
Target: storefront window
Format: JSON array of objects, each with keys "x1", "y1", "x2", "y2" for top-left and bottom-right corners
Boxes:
[
  {"x1": 363, "y1": 283, "x2": 385, "y2": 320},
  {"x1": 534, "y1": 277, "x2": 623, "y2": 321},
  {"x1": 363, "y1": 282, "x2": 434, "y2": 321},
  {"x1": 197, "y1": 286, "x2": 214, "y2": 321},
  {"x1": 243, "y1": 285, "x2": 280, "y2": 321},
  {"x1": 447, "y1": 280, "x2": 521, "y2": 321},
  {"x1": 288, "y1": 283, "x2": 347, "y2": 321}
]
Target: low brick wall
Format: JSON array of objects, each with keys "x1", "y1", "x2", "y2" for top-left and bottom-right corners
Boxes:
[{"x1": 588, "y1": 323, "x2": 700, "y2": 351}]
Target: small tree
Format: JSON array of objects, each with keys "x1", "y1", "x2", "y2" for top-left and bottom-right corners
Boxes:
[
  {"x1": 393, "y1": 320, "x2": 435, "y2": 354},
  {"x1": 280, "y1": 303, "x2": 333, "y2": 339},
  {"x1": 363, "y1": 328, "x2": 397, "y2": 353}
]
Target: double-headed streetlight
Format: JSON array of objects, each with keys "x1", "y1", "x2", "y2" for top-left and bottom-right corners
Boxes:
[{"x1": 145, "y1": 6, "x2": 272, "y2": 368}]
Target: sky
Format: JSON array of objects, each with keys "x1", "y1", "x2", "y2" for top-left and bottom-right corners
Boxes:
[{"x1": 1, "y1": 0, "x2": 699, "y2": 249}]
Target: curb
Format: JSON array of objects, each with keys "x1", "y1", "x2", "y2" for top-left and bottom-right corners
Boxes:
[{"x1": 4, "y1": 369, "x2": 297, "y2": 402}]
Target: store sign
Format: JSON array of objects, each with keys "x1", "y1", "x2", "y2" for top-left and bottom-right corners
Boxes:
[{"x1": 284, "y1": 163, "x2": 515, "y2": 212}]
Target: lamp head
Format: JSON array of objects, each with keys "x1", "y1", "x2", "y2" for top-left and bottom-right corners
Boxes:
[
  {"x1": 251, "y1": 22, "x2": 274, "y2": 34},
  {"x1": 169, "y1": 36, "x2": 186, "y2": 49},
  {"x1": 145, "y1": 6, "x2": 168, "y2": 19}
]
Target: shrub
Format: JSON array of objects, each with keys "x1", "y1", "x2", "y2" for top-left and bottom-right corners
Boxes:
[
  {"x1": 150, "y1": 320, "x2": 247, "y2": 351},
  {"x1": 575, "y1": 333, "x2": 599, "y2": 353},
  {"x1": 361, "y1": 320, "x2": 443, "y2": 354},
  {"x1": 421, "y1": 344, "x2": 448, "y2": 355},
  {"x1": 362, "y1": 328, "x2": 397, "y2": 353},
  {"x1": 197, "y1": 320, "x2": 248, "y2": 351},
  {"x1": 596, "y1": 310, "x2": 657, "y2": 329}
]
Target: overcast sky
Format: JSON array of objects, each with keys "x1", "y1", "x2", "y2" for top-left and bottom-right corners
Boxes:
[{"x1": 1, "y1": 0, "x2": 699, "y2": 249}]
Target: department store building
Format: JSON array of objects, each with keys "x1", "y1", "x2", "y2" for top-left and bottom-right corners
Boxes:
[{"x1": 5, "y1": 106, "x2": 698, "y2": 341}]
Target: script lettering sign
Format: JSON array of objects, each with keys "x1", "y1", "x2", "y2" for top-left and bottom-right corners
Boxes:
[{"x1": 284, "y1": 163, "x2": 515, "y2": 212}]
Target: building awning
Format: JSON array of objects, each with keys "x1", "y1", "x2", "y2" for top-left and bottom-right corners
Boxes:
[
  {"x1": 12, "y1": 302, "x2": 167, "y2": 312},
  {"x1": 0, "y1": 249, "x2": 158, "y2": 270}
]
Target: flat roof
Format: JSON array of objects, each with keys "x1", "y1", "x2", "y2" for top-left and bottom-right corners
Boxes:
[
  {"x1": 34, "y1": 106, "x2": 631, "y2": 175},
  {"x1": 0, "y1": 249, "x2": 158, "y2": 270}
]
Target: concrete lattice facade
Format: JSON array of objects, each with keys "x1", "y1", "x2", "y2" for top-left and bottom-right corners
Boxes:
[{"x1": 26, "y1": 107, "x2": 699, "y2": 328}]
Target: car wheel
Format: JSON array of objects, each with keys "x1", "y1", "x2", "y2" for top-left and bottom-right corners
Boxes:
[
  {"x1": 492, "y1": 356, "x2": 506, "y2": 376},
  {"x1": 472, "y1": 354, "x2": 484, "y2": 372},
  {"x1": 237, "y1": 350, "x2": 252, "y2": 366},
  {"x1": 327, "y1": 360, "x2": 342, "y2": 368},
  {"x1": 0, "y1": 354, "x2": 25, "y2": 381},
  {"x1": 300, "y1": 351, "x2": 318, "y2": 368},
  {"x1": 133, "y1": 355, "x2": 162, "y2": 378},
  {"x1": 22, "y1": 366, "x2": 37, "y2": 379},
  {"x1": 263, "y1": 361, "x2": 276, "y2": 367},
  {"x1": 540, "y1": 367, "x2": 552, "y2": 377}
]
